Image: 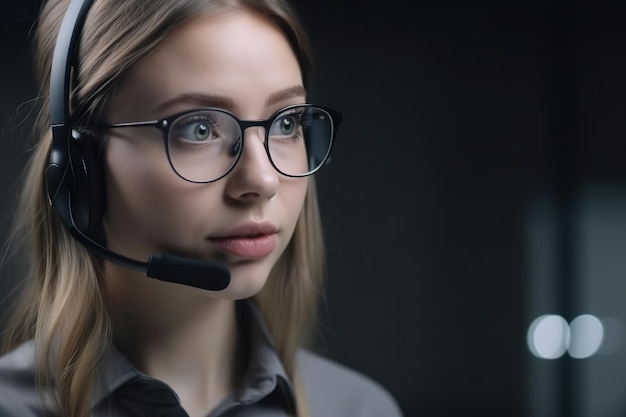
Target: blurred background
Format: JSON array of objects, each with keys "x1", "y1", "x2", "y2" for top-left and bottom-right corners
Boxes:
[{"x1": 2, "y1": 1, "x2": 626, "y2": 416}]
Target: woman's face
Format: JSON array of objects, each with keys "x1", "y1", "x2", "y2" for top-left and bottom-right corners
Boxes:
[{"x1": 104, "y1": 10, "x2": 308, "y2": 299}]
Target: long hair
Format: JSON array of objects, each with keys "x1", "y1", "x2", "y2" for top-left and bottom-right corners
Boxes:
[{"x1": 1, "y1": 1, "x2": 325, "y2": 416}]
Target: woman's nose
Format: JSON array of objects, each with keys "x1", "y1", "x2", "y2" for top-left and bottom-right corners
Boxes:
[{"x1": 224, "y1": 127, "x2": 279, "y2": 203}]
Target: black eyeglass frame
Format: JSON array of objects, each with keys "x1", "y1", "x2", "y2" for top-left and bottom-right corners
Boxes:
[{"x1": 78, "y1": 103, "x2": 343, "y2": 184}]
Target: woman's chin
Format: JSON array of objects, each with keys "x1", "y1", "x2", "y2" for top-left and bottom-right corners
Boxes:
[
  {"x1": 216, "y1": 276, "x2": 269, "y2": 300},
  {"x1": 196, "y1": 263, "x2": 271, "y2": 300}
]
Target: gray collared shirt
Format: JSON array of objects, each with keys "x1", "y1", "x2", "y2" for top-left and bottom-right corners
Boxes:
[{"x1": 0, "y1": 301, "x2": 403, "y2": 416}]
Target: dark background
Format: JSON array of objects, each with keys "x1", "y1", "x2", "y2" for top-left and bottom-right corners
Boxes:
[{"x1": 2, "y1": 1, "x2": 626, "y2": 417}]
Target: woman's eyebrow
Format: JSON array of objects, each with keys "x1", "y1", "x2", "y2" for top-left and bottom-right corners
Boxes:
[
  {"x1": 151, "y1": 85, "x2": 306, "y2": 115},
  {"x1": 152, "y1": 92, "x2": 235, "y2": 114},
  {"x1": 266, "y1": 85, "x2": 307, "y2": 106}
]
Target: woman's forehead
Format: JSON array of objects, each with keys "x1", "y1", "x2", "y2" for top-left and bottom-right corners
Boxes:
[{"x1": 108, "y1": 9, "x2": 304, "y2": 120}]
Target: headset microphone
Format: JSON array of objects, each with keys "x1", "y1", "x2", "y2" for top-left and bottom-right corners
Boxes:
[{"x1": 46, "y1": 0, "x2": 231, "y2": 291}]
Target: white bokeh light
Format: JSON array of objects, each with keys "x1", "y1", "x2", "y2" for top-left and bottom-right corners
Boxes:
[
  {"x1": 527, "y1": 315, "x2": 570, "y2": 359},
  {"x1": 568, "y1": 314, "x2": 604, "y2": 359}
]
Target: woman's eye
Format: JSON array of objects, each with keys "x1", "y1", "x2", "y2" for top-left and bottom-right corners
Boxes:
[
  {"x1": 271, "y1": 115, "x2": 300, "y2": 137},
  {"x1": 174, "y1": 120, "x2": 216, "y2": 142}
]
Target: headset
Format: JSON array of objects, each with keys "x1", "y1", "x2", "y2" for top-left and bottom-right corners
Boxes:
[{"x1": 46, "y1": 0, "x2": 230, "y2": 291}]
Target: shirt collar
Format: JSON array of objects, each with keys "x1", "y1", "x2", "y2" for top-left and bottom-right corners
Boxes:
[{"x1": 92, "y1": 299, "x2": 296, "y2": 414}]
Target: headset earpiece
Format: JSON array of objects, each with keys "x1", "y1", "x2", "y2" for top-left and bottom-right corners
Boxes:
[{"x1": 67, "y1": 129, "x2": 105, "y2": 241}]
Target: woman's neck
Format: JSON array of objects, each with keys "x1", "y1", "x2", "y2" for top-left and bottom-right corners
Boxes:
[{"x1": 103, "y1": 262, "x2": 241, "y2": 416}]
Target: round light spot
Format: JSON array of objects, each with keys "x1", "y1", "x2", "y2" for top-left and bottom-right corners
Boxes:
[
  {"x1": 568, "y1": 314, "x2": 604, "y2": 359},
  {"x1": 527, "y1": 315, "x2": 570, "y2": 359}
]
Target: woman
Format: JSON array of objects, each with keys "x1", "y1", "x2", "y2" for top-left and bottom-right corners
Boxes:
[{"x1": 0, "y1": 0, "x2": 403, "y2": 416}]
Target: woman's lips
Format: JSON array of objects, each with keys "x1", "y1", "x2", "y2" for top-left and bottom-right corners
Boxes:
[{"x1": 208, "y1": 233, "x2": 277, "y2": 258}]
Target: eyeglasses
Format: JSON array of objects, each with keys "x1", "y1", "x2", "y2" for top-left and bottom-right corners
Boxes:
[{"x1": 80, "y1": 104, "x2": 342, "y2": 183}]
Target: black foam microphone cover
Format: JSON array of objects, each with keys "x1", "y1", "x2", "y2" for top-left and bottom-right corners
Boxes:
[{"x1": 147, "y1": 253, "x2": 231, "y2": 291}]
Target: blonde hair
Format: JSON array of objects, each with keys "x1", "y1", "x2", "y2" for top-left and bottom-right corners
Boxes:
[{"x1": 1, "y1": 1, "x2": 325, "y2": 416}]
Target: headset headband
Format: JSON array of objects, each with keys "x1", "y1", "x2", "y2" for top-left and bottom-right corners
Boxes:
[{"x1": 47, "y1": 0, "x2": 95, "y2": 206}]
